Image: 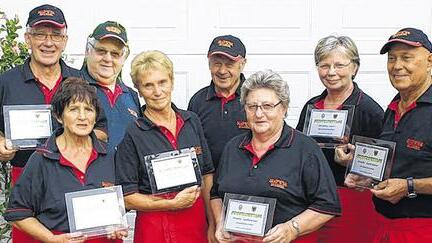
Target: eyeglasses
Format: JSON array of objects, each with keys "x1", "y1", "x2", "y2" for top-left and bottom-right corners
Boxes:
[
  {"x1": 317, "y1": 61, "x2": 351, "y2": 72},
  {"x1": 245, "y1": 101, "x2": 282, "y2": 113},
  {"x1": 30, "y1": 32, "x2": 66, "y2": 42},
  {"x1": 88, "y1": 42, "x2": 125, "y2": 59}
]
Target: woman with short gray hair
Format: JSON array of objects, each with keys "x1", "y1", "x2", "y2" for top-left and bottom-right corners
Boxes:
[
  {"x1": 211, "y1": 69, "x2": 340, "y2": 243},
  {"x1": 296, "y1": 35, "x2": 384, "y2": 243}
]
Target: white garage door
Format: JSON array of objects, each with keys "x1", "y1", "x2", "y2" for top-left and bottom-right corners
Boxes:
[{"x1": 2, "y1": 0, "x2": 432, "y2": 126}]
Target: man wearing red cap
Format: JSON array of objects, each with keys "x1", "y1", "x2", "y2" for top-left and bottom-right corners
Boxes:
[{"x1": 0, "y1": 4, "x2": 106, "y2": 242}]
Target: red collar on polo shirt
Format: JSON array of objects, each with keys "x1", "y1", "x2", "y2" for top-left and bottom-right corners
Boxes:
[
  {"x1": 158, "y1": 113, "x2": 185, "y2": 150},
  {"x1": 215, "y1": 92, "x2": 236, "y2": 110},
  {"x1": 99, "y1": 83, "x2": 123, "y2": 107},
  {"x1": 36, "y1": 74, "x2": 62, "y2": 104},
  {"x1": 243, "y1": 142, "x2": 275, "y2": 166},
  {"x1": 388, "y1": 99, "x2": 417, "y2": 128},
  {"x1": 59, "y1": 148, "x2": 98, "y2": 185},
  {"x1": 314, "y1": 99, "x2": 343, "y2": 110}
]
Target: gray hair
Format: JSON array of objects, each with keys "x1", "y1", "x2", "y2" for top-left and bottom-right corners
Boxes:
[
  {"x1": 240, "y1": 69, "x2": 290, "y2": 108},
  {"x1": 314, "y1": 35, "x2": 360, "y2": 79}
]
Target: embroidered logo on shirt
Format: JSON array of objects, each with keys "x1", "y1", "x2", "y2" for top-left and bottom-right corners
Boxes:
[
  {"x1": 406, "y1": 138, "x2": 424, "y2": 150},
  {"x1": 269, "y1": 178, "x2": 288, "y2": 189},
  {"x1": 128, "y1": 108, "x2": 138, "y2": 118},
  {"x1": 194, "y1": 146, "x2": 203, "y2": 155},
  {"x1": 101, "y1": 181, "x2": 114, "y2": 187},
  {"x1": 237, "y1": 120, "x2": 249, "y2": 129}
]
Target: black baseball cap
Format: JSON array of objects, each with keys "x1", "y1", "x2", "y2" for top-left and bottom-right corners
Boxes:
[
  {"x1": 380, "y1": 27, "x2": 432, "y2": 54},
  {"x1": 208, "y1": 35, "x2": 246, "y2": 61},
  {"x1": 90, "y1": 21, "x2": 128, "y2": 45},
  {"x1": 26, "y1": 4, "x2": 66, "y2": 28}
]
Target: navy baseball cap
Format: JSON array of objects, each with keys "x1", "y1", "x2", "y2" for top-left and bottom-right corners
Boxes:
[
  {"x1": 208, "y1": 35, "x2": 246, "y2": 60},
  {"x1": 90, "y1": 21, "x2": 128, "y2": 45},
  {"x1": 380, "y1": 28, "x2": 432, "y2": 54},
  {"x1": 26, "y1": 4, "x2": 67, "y2": 28}
]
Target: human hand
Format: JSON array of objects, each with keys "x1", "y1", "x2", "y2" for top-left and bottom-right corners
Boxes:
[
  {"x1": 0, "y1": 137, "x2": 17, "y2": 162},
  {"x1": 370, "y1": 178, "x2": 407, "y2": 204},
  {"x1": 263, "y1": 222, "x2": 296, "y2": 243},
  {"x1": 46, "y1": 232, "x2": 86, "y2": 243},
  {"x1": 334, "y1": 143, "x2": 355, "y2": 167},
  {"x1": 172, "y1": 185, "x2": 200, "y2": 210}
]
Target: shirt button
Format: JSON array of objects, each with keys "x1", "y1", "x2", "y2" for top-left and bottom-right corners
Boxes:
[
  {"x1": 80, "y1": 176, "x2": 84, "y2": 179},
  {"x1": 224, "y1": 111, "x2": 228, "y2": 114},
  {"x1": 253, "y1": 165, "x2": 258, "y2": 169}
]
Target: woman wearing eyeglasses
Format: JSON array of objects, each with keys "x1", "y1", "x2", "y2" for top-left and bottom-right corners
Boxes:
[
  {"x1": 296, "y1": 35, "x2": 384, "y2": 243},
  {"x1": 211, "y1": 70, "x2": 341, "y2": 243}
]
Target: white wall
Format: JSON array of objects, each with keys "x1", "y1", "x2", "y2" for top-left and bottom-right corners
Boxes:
[{"x1": 1, "y1": 0, "x2": 432, "y2": 126}]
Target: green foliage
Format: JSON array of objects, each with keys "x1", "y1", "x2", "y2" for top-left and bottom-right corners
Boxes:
[{"x1": 0, "y1": 10, "x2": 29, "y2": 242}]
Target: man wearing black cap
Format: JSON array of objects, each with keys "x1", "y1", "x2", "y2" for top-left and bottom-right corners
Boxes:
[
  {"x1": 81, "y1": 21, "x2": 141, "y2": 151},
  {"x1": 338, "y1": 28, "x2": 432, "y2": 242},
  {"x1": 0, "y1": 5, "x2": 107, "y2": 241},
  {"x1": 188, "y1": 35, "x2": 248, "y2": 171}
]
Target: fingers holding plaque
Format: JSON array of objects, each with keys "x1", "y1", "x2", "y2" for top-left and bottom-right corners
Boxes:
[
  {"x1": 3, "y1": 105, "x2": 53, "y2": 149},
  {"x1": 221, "y1": 193, "x2": 276, "y2": 241},
  {"x1": 345, "y1": 135, "x2": 396, "y2": 189},
  {"x1": 303, "y1": 105, "x2": 355, "y2": 148},
  {"x1": 145, "y1": 147, "x2": 202, "y2": 194}
]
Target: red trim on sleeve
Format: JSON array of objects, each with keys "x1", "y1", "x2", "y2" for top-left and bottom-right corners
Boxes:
[
  {"x1": 243, "y1": 142, "x2": 275, "y2": 166},
  {"x1": 99, "y1": 84, "x2": 123, "y2": 107},
  {"x1": 35, "y1": 74, "x2": 63, "y2": 104},
  {"x1": 388, "y1": 99, "x2": 417, "y2": 128},
  {"x1": 216, "y1": 92, "x2": 236, "y2": 111},
  {"x1": 157, "y1": 113, "x2": 185, "y2": 150},
  {"x1": 59, "y1": 148, "x2": 98, "y2": 185}
]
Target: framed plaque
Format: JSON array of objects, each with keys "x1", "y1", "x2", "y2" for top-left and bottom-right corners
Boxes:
[
  {"x1": 144, "y1": 147, "x2": 202, "y2": 194},
  {"x1": 65, "y1": 186, "x2": 128, "y2": 239},
  {"x1": 303, "y1": 105, "x2": 355, "y2": 148},
  {"x1": 222, "y1": 193, "x2": 276, "y2": 240},
  {"x1": 345, "y1": 135, "x2": 396, "y2": 188},
  {"x1": 3, "y1": 104, "x2": 53, "y2": 149}
]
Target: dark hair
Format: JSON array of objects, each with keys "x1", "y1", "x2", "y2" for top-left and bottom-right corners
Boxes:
[{"x1": 51, "y1": 77, "x2": 100, "y2": 119}]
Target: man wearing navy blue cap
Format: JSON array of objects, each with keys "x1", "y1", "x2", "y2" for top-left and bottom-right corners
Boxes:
[
  {"x1": 0, "y1": 5, "x2": 107, "y2": 241},
  {"x1": 338, "y1": 27, "x2": 432, "y2": 242},
  {"x1": 188, "y1": 35, "x2": 248, "y2": 170},
  {"x1": 82, "y1": 21, "x2": 141, "y2": 151}
]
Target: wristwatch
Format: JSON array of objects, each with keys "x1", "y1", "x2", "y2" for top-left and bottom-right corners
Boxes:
[
  {"x1": 407, "y1": 177, "x2": 417, "y2": 198},
  {"x1": 290, "y1": 219, "x2": 300, "y2": 237}
]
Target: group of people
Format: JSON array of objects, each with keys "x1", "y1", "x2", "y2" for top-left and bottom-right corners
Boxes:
[{"x1": 1, "y1": 3, "x2": 431, "y2": 243}]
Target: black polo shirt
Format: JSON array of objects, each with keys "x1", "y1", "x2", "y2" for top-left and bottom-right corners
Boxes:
[
  {"x1": 296, "y1": 82, "x2": 384, "y2": 186},
  {"x1": 0, "y1": 58, "x2": 107, "y2": 167},
  {"x1": 115, "y1": 105, "x2": 214, "y2": 195},
  {"x1": 211, "y1": 124, "x2": 341, "y2": 226},
  {"x1": 188, "y1": 74, "x2": 248, "y2": 169},
  {"x1": 374, "y1": 85, "x2": 432, "y2": 219},
  {"x1": 4, "y1": 129, "x2": 115, "y2": 232}
]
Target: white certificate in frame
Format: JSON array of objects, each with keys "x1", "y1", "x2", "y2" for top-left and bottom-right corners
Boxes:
[
  {"x1": 222, "y1": 193, "x2": 276, "y2": 238},
  {"x1": 345, "y1": 135, "x2": 396, "y2": 188},
  {"x1": 65, "y1": 186, "x2": 128, "y2": 238},
  {"x1": 303, "y1": 105, "x2": 355, "y2": 148},
  {"x1": 3, "y1": 104, "x2": 52, "y2": 149},
  {"x1": 144, "y1": 147, "x2": 202, "y2": 194}
]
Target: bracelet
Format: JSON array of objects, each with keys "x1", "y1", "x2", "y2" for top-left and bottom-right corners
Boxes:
[{"x1": 289, "y1": 219, "x2": 300, "y2": 237}]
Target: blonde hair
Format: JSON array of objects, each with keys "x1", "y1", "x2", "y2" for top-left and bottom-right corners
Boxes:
[{"x1": 130, "y1": 50, "x2": 174, "y2": 86}]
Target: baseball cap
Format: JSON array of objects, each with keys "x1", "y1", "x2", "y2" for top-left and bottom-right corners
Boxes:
[
  {"x1": 380, "y1": 27, "x2": 432, "y2": 54},
  {"x1": 208, "y1": 35, "x2": 246, "y2": 61},
  {"x1": 90, "y1": 21, "x2": 128, "y2": 46},
  {"x1": 26, "y1": 4, "x2": 66, "y2": 28}
]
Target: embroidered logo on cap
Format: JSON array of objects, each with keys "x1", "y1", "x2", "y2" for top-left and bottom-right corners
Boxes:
[
  {"x1": 38, "y1": 10, "x2": 55, "y2": 17},
  {"x1": 218, "y1": 39, "x2": 234, "y2": 48},
  {"x1": 106, "y1": 26, "x2": 121, "y2": 34},
  {"x1": 406, "y1": 138, "x2": 424, "y2": 150},
  {"x1": 392, "y1": 30, "x2": 411, "y2": 38},
  {"x1": 269, "y1": 178, "x2": 288, "y2": 189}
]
